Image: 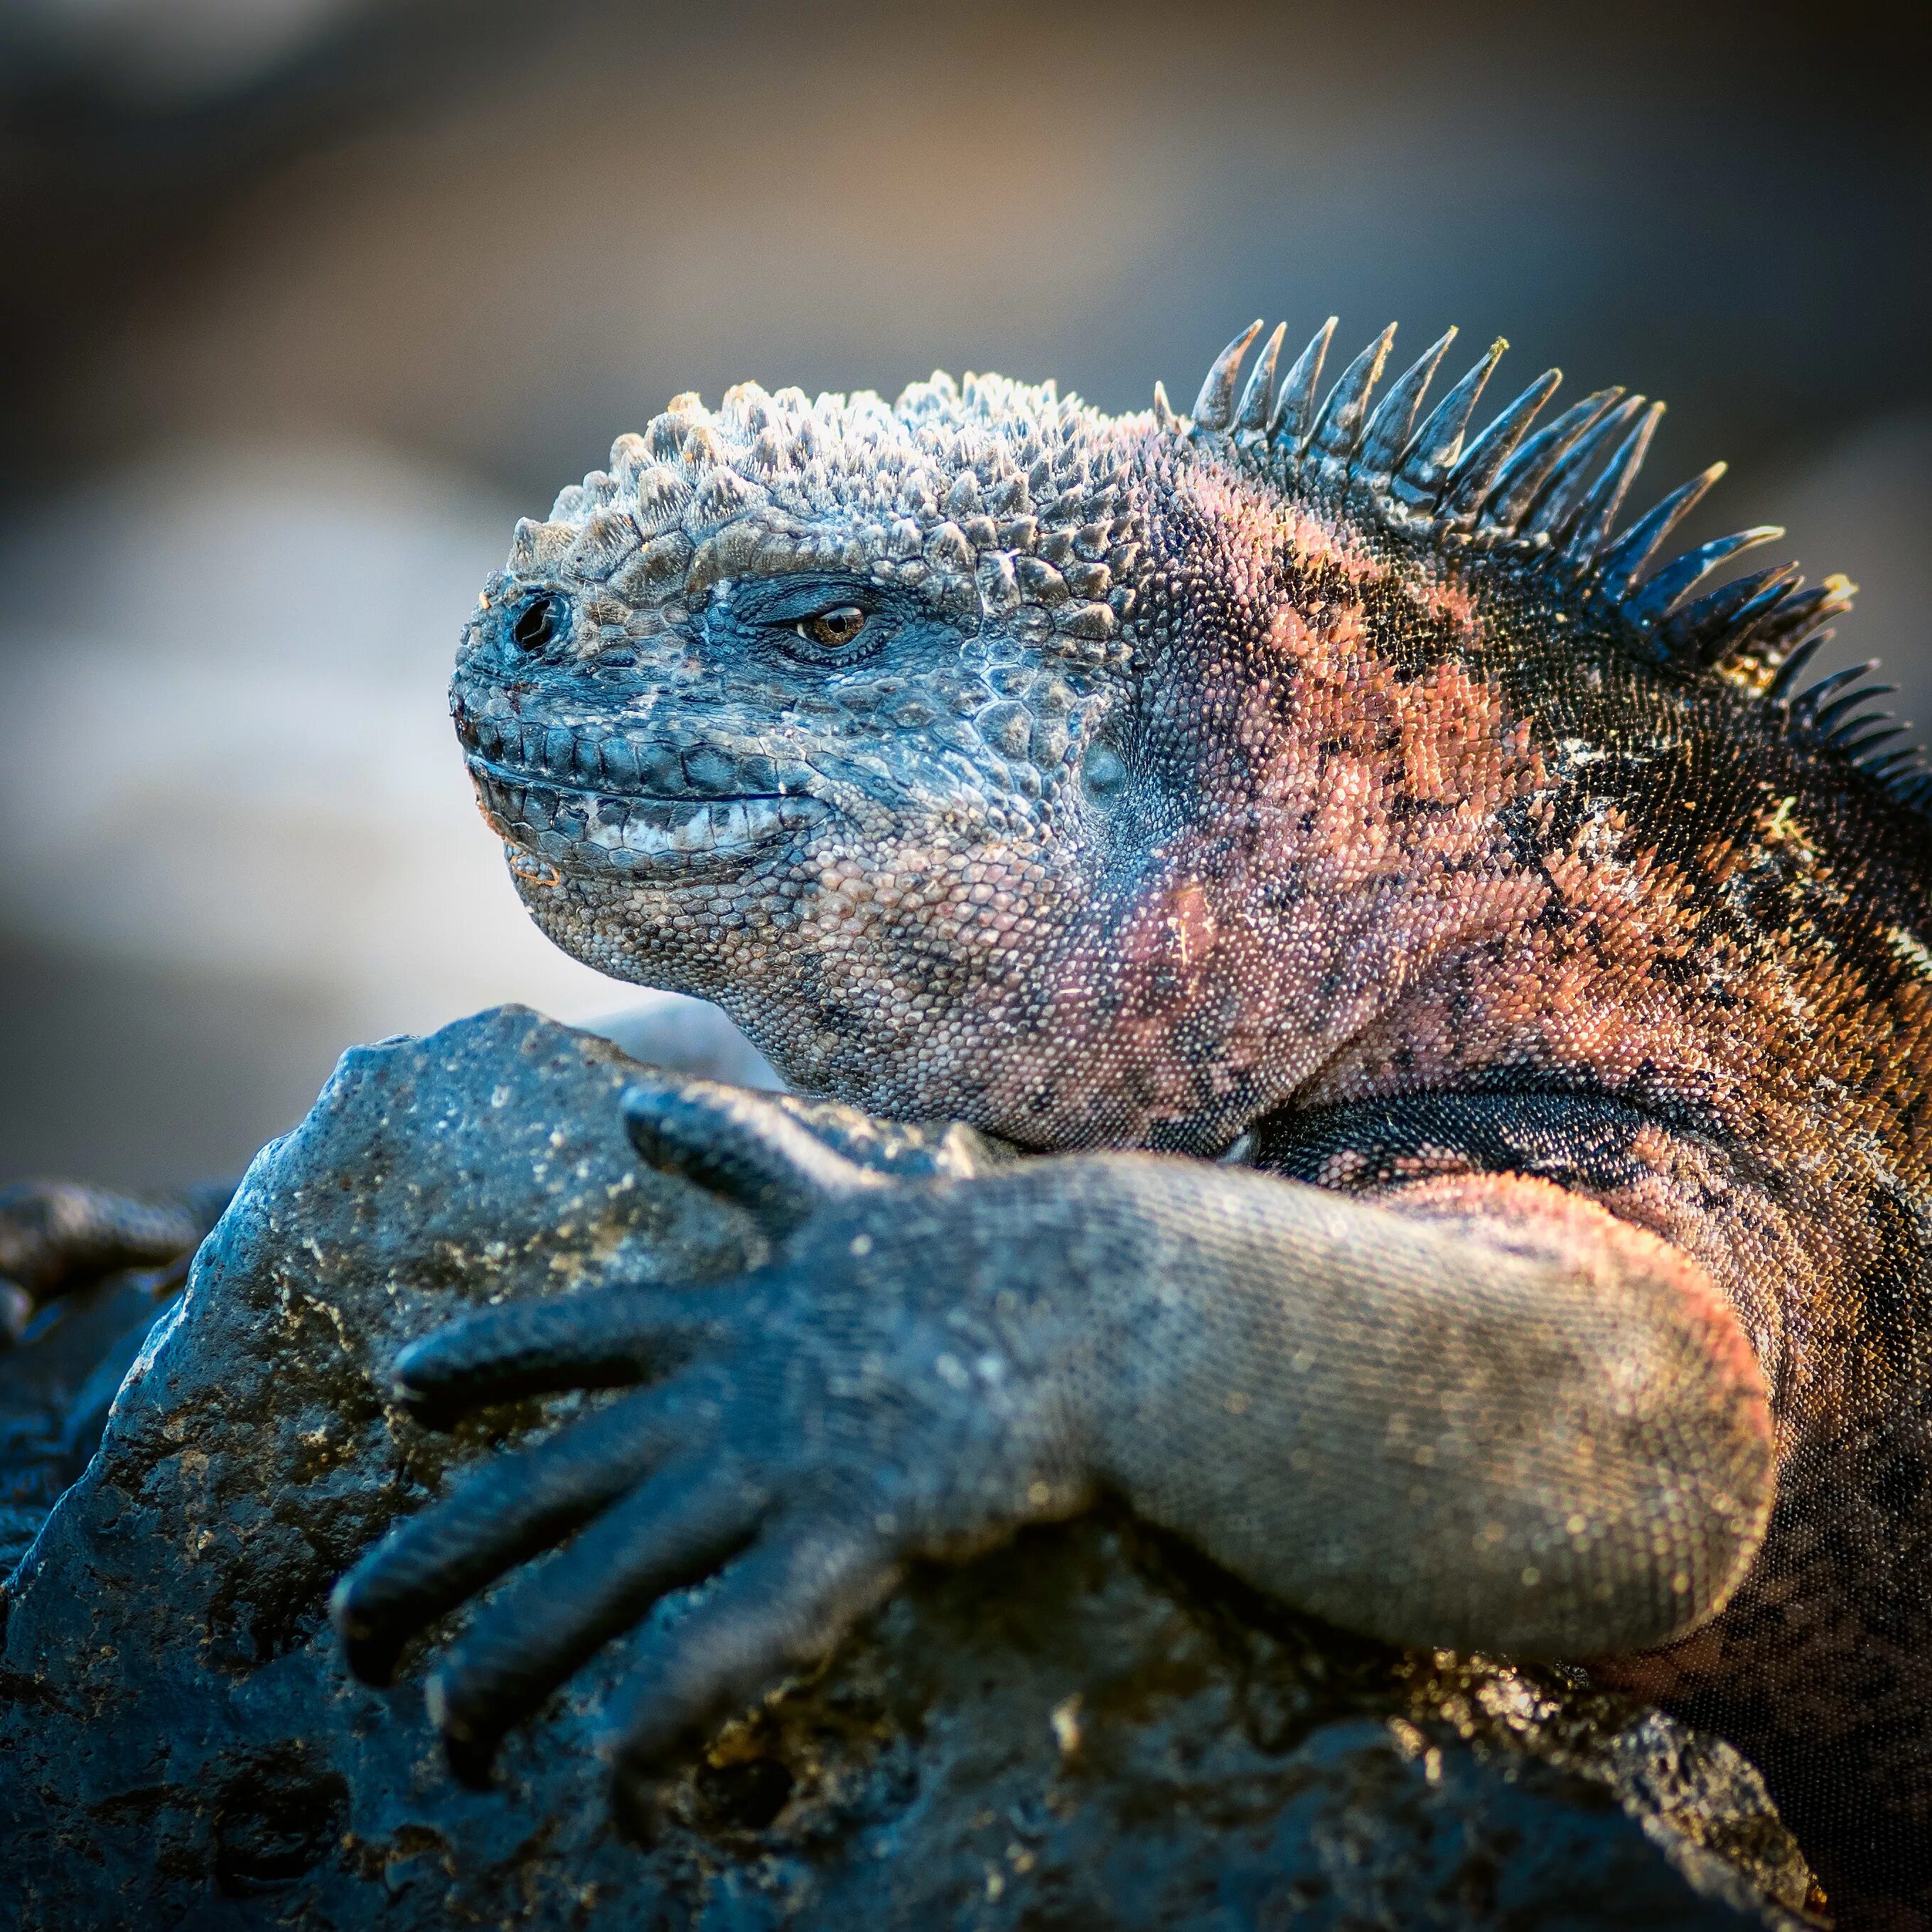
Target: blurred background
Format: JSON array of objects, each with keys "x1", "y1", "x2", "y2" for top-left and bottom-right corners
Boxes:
[{"x1": 0, "y1": 0, "x2": 1927, "y2": 1187}]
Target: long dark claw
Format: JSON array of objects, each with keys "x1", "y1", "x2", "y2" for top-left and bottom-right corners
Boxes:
[
  {"x1": 621, "y1": 1073, "x2": 887, "y2": 1238},
  {"x1": 603, "y1": 1520, "x2": 896, "y2": 1830},
  {"x1": 390, "y1": 1280, "x2": 731, "y2": 1419},
  {"x1": 331, "y1": 1384, "x2": 692, "y2": 1685},
  {"x1": 424, "y1": 1456, "x2": 771, "y2": 1786}
]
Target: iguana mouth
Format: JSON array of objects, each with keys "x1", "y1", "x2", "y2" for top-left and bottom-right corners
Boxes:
[{"x1": 455, "y1": 709, "x2": 827, "y2": 871}]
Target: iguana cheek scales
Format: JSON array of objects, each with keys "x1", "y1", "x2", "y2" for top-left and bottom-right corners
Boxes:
[{"x1": 327, "y1": 323, "x2": 1932, "y2": 1913}]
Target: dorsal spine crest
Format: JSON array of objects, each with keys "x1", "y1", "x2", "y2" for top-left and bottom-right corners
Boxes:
[{"x1": 1179, "y1": 318, "x2": 1924, "y2": 812}]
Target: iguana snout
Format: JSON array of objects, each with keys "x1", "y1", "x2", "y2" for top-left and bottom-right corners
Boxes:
[{"x1": 450, "y1": 581, "x2": 839, "y2": 878}]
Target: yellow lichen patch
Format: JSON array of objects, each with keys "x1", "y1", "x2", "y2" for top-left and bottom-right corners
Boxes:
[
  {"x1": 1759, "y1": 795, "x2": 1814, "y2": 859},
  {"x1": 1886, "y1": 925, "x2": 1932, "y2": 982}
]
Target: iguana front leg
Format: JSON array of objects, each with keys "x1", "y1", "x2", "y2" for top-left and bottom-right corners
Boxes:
[{"x1": 332, "y1": 1078, "x2": 1774, "y2": 1822}]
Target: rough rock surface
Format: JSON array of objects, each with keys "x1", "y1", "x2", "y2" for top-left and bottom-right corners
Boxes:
[
  {"x1": 0, "y1": 1007, "x2": 1819, "y2": 1929},
  {"x1": 0, "y1": 1269, "x2": 171, "y2": 1572}
]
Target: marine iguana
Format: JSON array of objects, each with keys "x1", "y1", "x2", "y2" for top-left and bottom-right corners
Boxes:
[{"x1": 9, "y1": 321, "x2": 1928, "y2": 1920}]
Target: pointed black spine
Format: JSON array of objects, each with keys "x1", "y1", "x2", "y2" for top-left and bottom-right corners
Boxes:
[
  {"x1": 1626, "y1": 527, "x2": 1783, "y2": 637},
  {"x1": 1766, "y1": 634, "x2": 1828, "y2": 702},
  {"x1": 1233, "y1": 323, "x2": 1287, "y2": 437},
  {"x1": 1193, "y1": 321, "x2": 1263, "y2": 432},
  {"x1": 1657, "y1": 563, "x2": 1800, "y2": 668},
  {"x1": 1389, "y1": 338, "x2": 1507, "y2": 510},
  {"x1": 1440, "y1": 370, "x2": 1562, "y2": 525},
  {"x1": 1479, "y1": 390, "x2": 1624, "y2": 536},
  {"x1": 1559, "y1": 402, "x2": 1664, "y2": 567},
  {"x1": 1305, "y1": 326, "x2": 1397, "y2": 486},
  {"x1": 1354, "y1": 327, "x2": 1457, "y2": 488},
  {"x1": 1592, "y1": 463, "x2": 1727, "y2": 602},
  {"x1": 1269, "y1": 319, "x2": 1338, "y2": 452},
  {"x1": 1521, "y1": 395, "x2": 1646, "y2": 540}
]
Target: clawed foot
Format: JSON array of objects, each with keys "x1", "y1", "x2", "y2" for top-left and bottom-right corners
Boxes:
[
  {"x1": 331, "y1": 1074, "x2": 1089, "y2": 1828},
  {"x1": 0, "y1": 1179, "x2": 232, "y2": 1346}
]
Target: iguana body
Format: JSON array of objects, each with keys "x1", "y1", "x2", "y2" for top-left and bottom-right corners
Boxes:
[
  {"x1": 376, "y1": 324, "x2": 1932, "y2": 1921},
  {"x1": 12, "y1": 320, "x2": 1926, "y2": 1921}
]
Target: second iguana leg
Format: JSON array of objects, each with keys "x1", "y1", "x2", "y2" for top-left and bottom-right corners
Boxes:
[{"x1": 0, "y1": 1179, "x2": 233, "y2": 1344}]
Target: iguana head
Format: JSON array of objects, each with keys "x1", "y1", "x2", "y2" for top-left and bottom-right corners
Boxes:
[
  {"x1": 451, "y1": 370, "x2": 1179, "y2": 1139},
  {"x1": 452, "y1": 327, "x2": 1904, "y2": 1152}
]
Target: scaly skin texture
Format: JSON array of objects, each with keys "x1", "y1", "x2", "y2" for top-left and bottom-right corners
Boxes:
[
  {"x1": 0, "y1": 1180, "x2": 232, "y2": 1343},
  {"x1": 74, "y1": 326, "x2": 1928, "y2": 1917}
]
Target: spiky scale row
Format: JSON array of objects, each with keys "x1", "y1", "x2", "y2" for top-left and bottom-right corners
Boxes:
[
  {"x1": 506, "y1": 368, "x2": 1147, "y2": 670},
  {"x1": 1479, "y1": 387, "x2": 1621, "y2": 535},
  {"x1": 1187, "y1": 318, "x2": 1928, "y2": 808},
  {"x1": 1356, "y1": 328, "x2": 1459, "y2": 484},
  {"x1": 503, "y1": 312, "x2": 1923, "y2": 812}
]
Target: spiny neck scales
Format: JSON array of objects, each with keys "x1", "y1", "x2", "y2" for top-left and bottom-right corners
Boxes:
[{"x1": 1179, "y1": 317, "x2": 1918, "y2": 810}]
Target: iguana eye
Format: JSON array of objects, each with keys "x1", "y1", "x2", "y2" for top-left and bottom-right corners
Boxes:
[
  {"x1": 798, "y1": 606, "x2": 867, "y2": 650},
  {"x1": 512, "y1": 593, "x2": 564, "y2": 653},
  {"x1": 775, "y1": 602, "x2": 883, "y2": 666},
  {"x1": 739, "y1": 581, "x2": 892, "y2": 665}
]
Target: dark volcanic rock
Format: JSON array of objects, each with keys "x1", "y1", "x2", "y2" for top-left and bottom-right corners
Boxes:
[
  {"x1": 0, "y1": 1267, "x2": 173, "y2": 1572},
  {"x1": 0, "y1": 1007, "x2": 1818, "y2": 1929}
]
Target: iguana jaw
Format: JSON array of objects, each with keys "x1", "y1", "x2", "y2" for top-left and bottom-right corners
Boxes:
[
  {"x1": 451, "y1": 680, "x2": 832, "y2": 879},
  {"x1": 461, "y1": 748, "x2": 829, "y2": 876},
  {"x1": 468, "y1": 763, "x2": 825, "y2": 871}
]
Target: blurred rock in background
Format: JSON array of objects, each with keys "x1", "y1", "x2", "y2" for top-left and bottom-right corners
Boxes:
[{"x1": 0, "y1": 0, "x2": 1926, "y2": 1186}]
